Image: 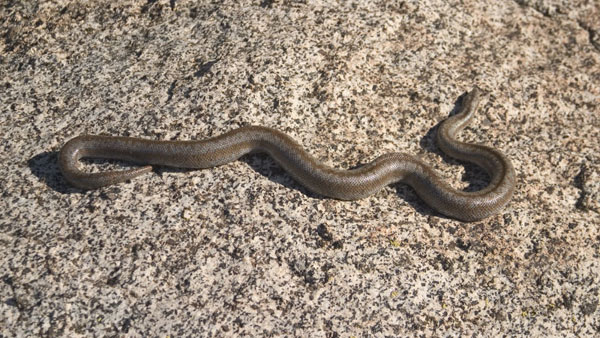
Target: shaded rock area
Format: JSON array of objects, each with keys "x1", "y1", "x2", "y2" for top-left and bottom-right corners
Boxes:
[{"x1": 1, "y1": 0, "x2": 599, "y2": 336}]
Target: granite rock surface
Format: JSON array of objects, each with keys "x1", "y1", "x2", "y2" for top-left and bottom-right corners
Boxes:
[{"x1": 1, "y1": 0, "x2": 599, "y2": 336}]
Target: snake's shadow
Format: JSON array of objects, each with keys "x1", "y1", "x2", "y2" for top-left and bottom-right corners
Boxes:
[
  {"x1": 28, "y1": 151, "x2": 74, "y2": 194},
  {"x1": 240, "y1": 154, "x2": 326, "y2": 200},
  {"x1": 29, "y1": 151, "x2": 221, "y2": 196},
  {"x1": 27, "y1": 150, "x2": 323, "y2": 198},
  {"x1": 418, "y1": 92, "x2": 490, "y2": 194},
  {"x1": 28, "y1": 152, "x2": 161, "y2": 195}
]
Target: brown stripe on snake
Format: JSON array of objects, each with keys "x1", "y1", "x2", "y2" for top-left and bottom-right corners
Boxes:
[{"x1": 59, "y1": 88, "x2": 515, "y2": 222}]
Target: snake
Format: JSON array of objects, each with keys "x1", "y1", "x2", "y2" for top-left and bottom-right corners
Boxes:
[{"x1": 59, "y1": 88, "x2": 515, "y2": 221}]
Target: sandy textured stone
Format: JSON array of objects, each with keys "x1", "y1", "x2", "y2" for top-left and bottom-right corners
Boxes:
[{"x1": 1, "y1": 0, "x2": 599, "y2": 336}]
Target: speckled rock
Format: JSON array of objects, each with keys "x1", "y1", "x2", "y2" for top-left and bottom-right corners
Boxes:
[{"x1": 1, "y1": 0, "x2": 599, "y2": 336}]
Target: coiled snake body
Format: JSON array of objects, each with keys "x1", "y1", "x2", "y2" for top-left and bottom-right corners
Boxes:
[{"x1": 59, "y1": 88, "x2": 515, "y2": 221}]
